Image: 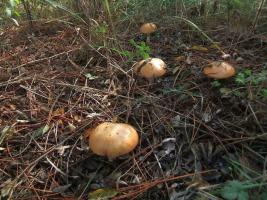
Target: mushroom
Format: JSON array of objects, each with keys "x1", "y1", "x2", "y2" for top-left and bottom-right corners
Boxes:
[
  {"x1": 203, "y1": 61, "x2": 236, "y2": 79},
  {"x1": 86, "y1": 122, "x2": 139, "y2": 160},
  {"x1": 139, "y1": 23, "x2": 157, "y2": 43},
  {"x1": 134, "y1": 58, "x2": 167, "y2": 83}
]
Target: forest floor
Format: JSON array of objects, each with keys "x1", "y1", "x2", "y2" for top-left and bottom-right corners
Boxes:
[{"x1": 0, "y1": 20, "x2": 267, "y2": 199}]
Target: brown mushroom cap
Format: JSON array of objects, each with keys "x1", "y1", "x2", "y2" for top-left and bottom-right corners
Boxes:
[
  {"x1": 203, "y1": 61, "x2": 236, "y2": 79},
  {"x1": 140, "y1": 23, "x2": 157, "y2": 34},
  {"x1": 87, "y1": 122, "x2": 139, "y2": 160},
  {"x1": 134, "y1": 58, "x2": 167, "y2": 79}
]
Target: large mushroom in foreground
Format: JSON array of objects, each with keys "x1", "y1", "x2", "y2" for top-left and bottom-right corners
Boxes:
[
  {"x1": 86, "y1": 122, "x2": 139, "y2": 160},
  {"x1": 203, "y1": 61, "x2": 236, "y2": 79},
  {"x1": 134, "y1": 58, "x2": 167, "y2": 83},
  {"x1": 139, "y1": 23, "x2": 157, "y2": 43}
]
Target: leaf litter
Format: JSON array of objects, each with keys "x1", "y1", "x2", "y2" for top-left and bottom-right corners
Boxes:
[{"x1": 0, "y1": 20, "x2": 266, "y2": 199}]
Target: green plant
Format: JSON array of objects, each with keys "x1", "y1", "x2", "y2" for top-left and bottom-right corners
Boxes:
[
  {"x1": 42, "y1": 0, "x2": 87, "y2": 24},
  {"x1": 235, "y1": 69, "x2": 252, "y2": 85},
  {"x1": 211, "y1": 80, "x2": 222, "y2": 87},
  {"x1": 129, "y1": 39, "x2": 151, "y2": 59},
  {"x1": 95, "y1": 23, "x2": 108, "y2": 34},
  {"x1": 102, "y1": 0, "x2": 114, "y2": 31},
  {"x1": 208, "y1": 59, "x2": 266, "y2": 101},
  {"x1": 219, "y1": 156, "x2": 267, "y2": 200},
  {"x1": 235, "y1": 65, "x2": 267, "y2": 86},
  {"x1": 5, "y1": 0, "x2": 21, "y2": 17},
  {"x1": 221, "y1": 180, "x2": 267, "y2": 200},
  {"x1": 261, "y1": 89, "x2": 267, "y2": 99},
  {"x1": 1, "y1": 0, "x2": 21, "y2": 26}
]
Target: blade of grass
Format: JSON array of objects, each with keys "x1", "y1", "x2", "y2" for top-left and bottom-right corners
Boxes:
[{"x1": 174, "y1": 16, "x2": 226, "y2": 55}]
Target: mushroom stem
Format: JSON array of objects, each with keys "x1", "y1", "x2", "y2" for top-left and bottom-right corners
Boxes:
[
  {"x1": 148, "y1": 77, "x2": 154, "y2": 85},
  {"x1": 147, "y1": 77, "x2": 155, "y2": 90},
  {"x1": 146, "y1": 35, "x2": 151, "y2": 43}
]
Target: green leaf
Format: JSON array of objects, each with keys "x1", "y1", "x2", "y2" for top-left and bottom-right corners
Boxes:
[
  {"x1": 120, "y1": 50, "x2": 132, "y2": 58},
  {"x1": 233, "y1": 90, "x2": 243, "y2": 97},
  {"x1": 142, "y1": 53, "x2": 150, "y2": 59},
  {"x1": 235, "y1": 73, "x2": 246, "y2": 85},
  {"x1": 261, "y1": 89, "x2": 267, "y2": 98},
  {"x1": 88, "y1": 188, "x2": 118, "y2": 200},
  {"x1": 84, "y1": 73, "x2": 98, "y2": 80},
  {"x1": 96, "y1": 25, "x2": 107, "y2": 34},
  {"x1": 13, "y1": 10, "x2": 20, "y2": 17},
  {"x1": 32, "y1": 124, "x2": 50, "y2": 139},
  {"x1": 129, "y1": 39, "x2": 151, "y2": 59},
  {"x1": 5, "y1": 8, "x2": 12, "y2": 17},
  {"x1": 9, "y1": 0, "x2": 17, "y2": 7},
  {"x1": 211, "y1": 80, "x2": 221, "y2": 87},
  {"x1": 244, "y1": 69, "x2": 252, "y2": 76},
  {"x1": 129, "y1": 39, "x2": 137, "y2": 47},
  {"x1": 259, "y1": 191, "x2": 267, "y2": 200},
  {"x1": 252, "y1": 69, "x2": 267, "y2": 85},
  {"x1": 238, "y1": 191, "x2": 249, "y2": 200},
  {"x1": 221, "y1": 180, "x2": 249, "y2": 200}
]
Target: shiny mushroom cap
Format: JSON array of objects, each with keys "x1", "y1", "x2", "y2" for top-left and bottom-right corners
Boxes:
[
  {"x1": 140, "y1": 23, "x2": 157, "y2": 34},
  {"x1": 134, "y1": 58, "x2": 167, "y2": 80},
  {"x1": 87, "y1": 122, "x2": 139, "y2": 160},
  {"x1": 203, "y1": 61, "x2": 236, "y2": 79}
]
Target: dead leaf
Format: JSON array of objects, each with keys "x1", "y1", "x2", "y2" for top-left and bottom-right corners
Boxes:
[
  {"x1": 221, "y1": 53, "x2": 231, "y2": 59},
  {"x1": 210, "y1": 42, "x2": 221, "y2": 49},
  {"x1": 171, "y1": 115, "x2": 184, "y2": 127},
  {"x1": 1, "y1": 179, "x2": 13, "y2": 198},
  {"x1": 191, "y1": 45, "x2": 208, "y2": 52},
  {"x1": 52, "y1": 184, "x2": 72, "y2": 194},
  {"x1": 186, "y1": 174, "x2": 210, "y2": 190},
  {"x1": 56, "y1": 145, "x2": 71, "y2": 156},
  {"x1": 186, "y1": 56, "x2": 192, "y2": 65},
  {"x1": 67, "y1": 122, "x2": 76, "y2": 131},
  {"x1": 172, "y1": 66, "x2": 181, "y2": 74},
  {"x1": 174, "y1": 56, "x2": 186, "y2": 62},
  {"x1": 74, "y1": 115, "x2": 82, "y2": 122},
  {"x1": 112, "y1": 116, "x2": 118, "y2": 123},
  {"x1": 0, "y1": 126, "x2": 15, "y2": 146},
  {"x1": 88, "y1": 188, "x2": 118, "y2": 200},
  {"x1": 1, "y1": 179, "x2": 22, "y2": 198},
  {"x1": 52, "y1": 108, "x2": 65, "y2": 117}
]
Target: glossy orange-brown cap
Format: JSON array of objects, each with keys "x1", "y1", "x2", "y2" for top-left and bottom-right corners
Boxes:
[
  {"x1": 140, "y1": 23, "x2": 157, "y2": 34},
  {"x1": 134, "y1": 58, "x2": 167, "y2": 79},
  {"x1": 203, "y1": 61, "x2": 236, "y2": 79},
  {"x1": 87, "y1": 122, "x2": 139, "y2": 160}
]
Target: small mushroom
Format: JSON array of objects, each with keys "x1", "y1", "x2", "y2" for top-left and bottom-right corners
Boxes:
[
  {"x1": 134, "y1": 58, "x2": 167, "y2": 83},
  {"x1": 203, "y1": 61, "x2": 236, "y2": 79},
  {"x1": 86, "y1": 122, "x2": 139, "y2": 160},
  {"x1": 139, "y1": 23, "x2": 157, "y2": 43}
]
